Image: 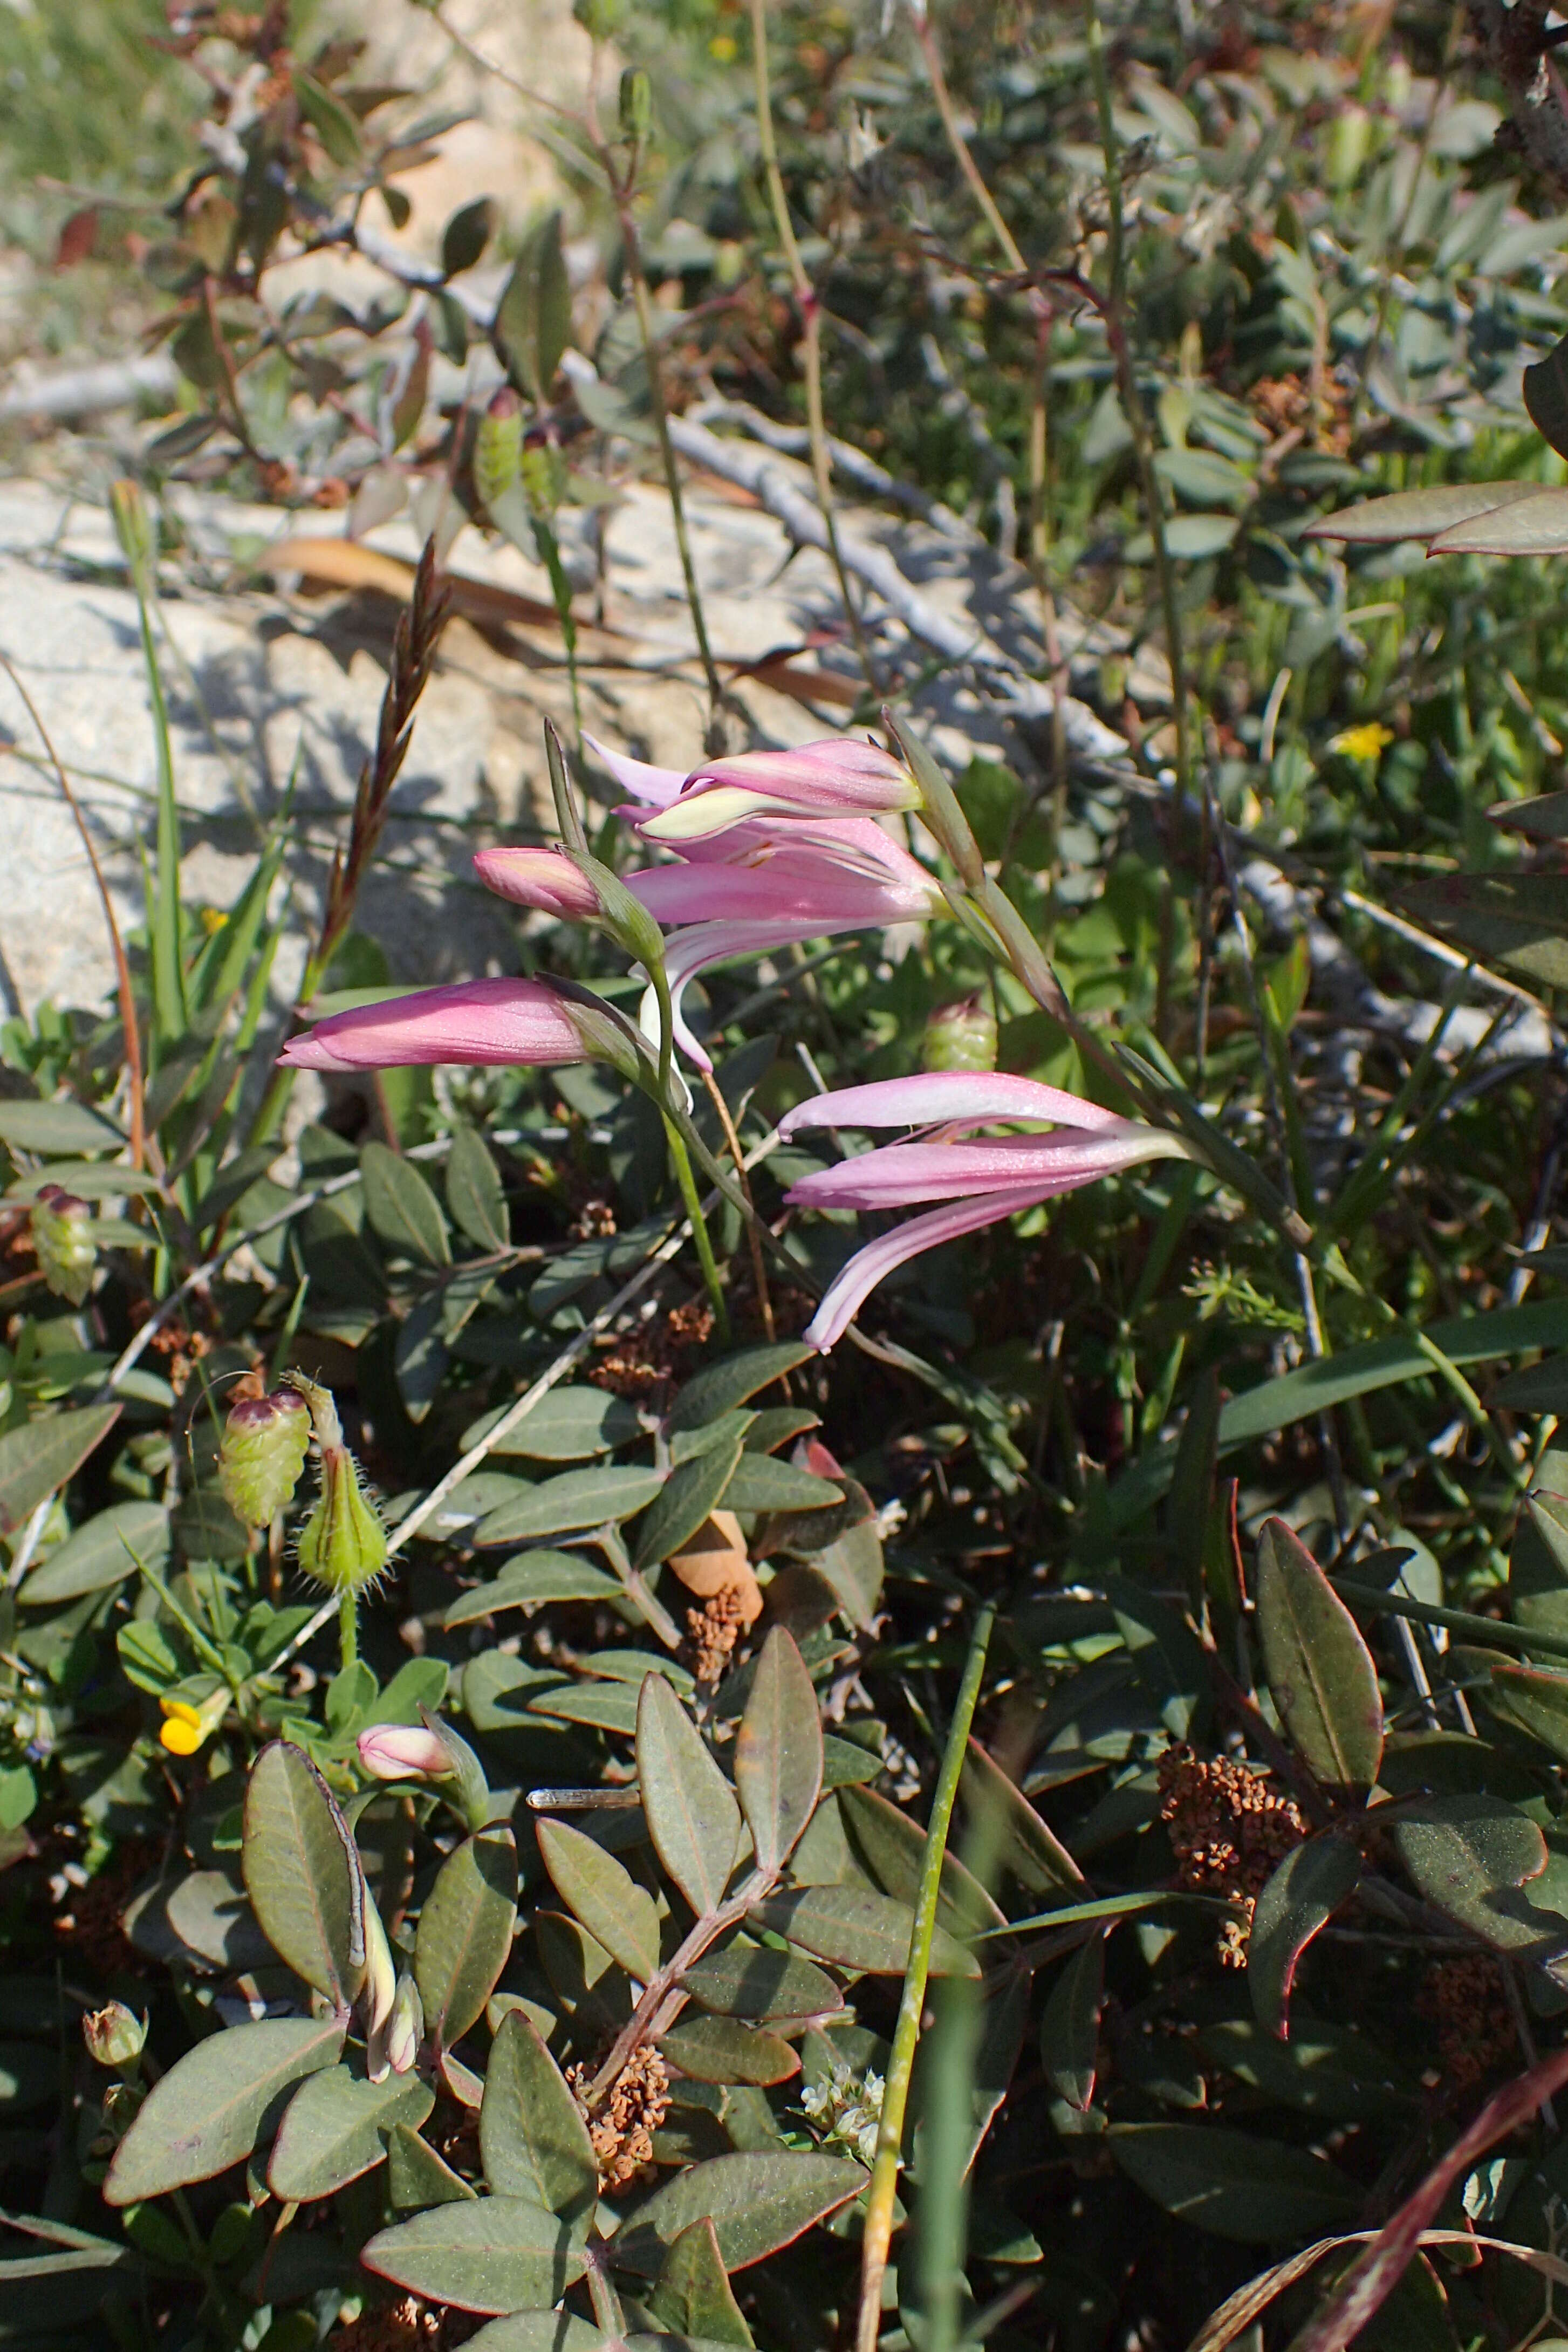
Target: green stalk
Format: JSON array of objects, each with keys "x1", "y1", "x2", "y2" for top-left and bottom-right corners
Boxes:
[
  {"x1": 855, "y1": 1601, "x2": 995, "y2": 2352},
  {"x1": 338, "y1": 1588, "x2": 358, "y2": 1672},
  {"x1": 662, "y1": 1112, "x2": 730, "y2": 1343}
]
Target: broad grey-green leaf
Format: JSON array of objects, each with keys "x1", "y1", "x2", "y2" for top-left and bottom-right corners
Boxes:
[
  {"x1": 464, "y1": 2320, "x2": 605, "y2": 2352},
  {"x1": 1039, "y1": 1934, "x2": 1104, "y2": 2112},
  {"x1": 839, "y1": 1782, "x2": 1005, "y2": 1936},
  {"x1": 1432, "y1": 488, "x2": 1568, "y2": 555},
  {"x1": 475, "y1": 1467, "x2": 665, "y2": 1546},
  {"x1": 1487, "y1": 1659, "x2": 1568, "y2": 1761},
  {"x1": 447, "y1": 1123, "x2": 510, "y2": 1251},
  {"x1": 415, "y1": 1830, "x2": 518, "y2": 2050},
  {"x1": 0, "y1": 1098, "x2": 124, "y2": 1153},
  {"x1": 638, "y1": 1673, "x2": 741, "y2": 1918},
  {"x1": 1248, "y1": 1835, "x2": 1360, "y2": 2040},
  {"x1": 388, "y1": 2121, "x2": 477, "y2": 2206},
  {"x1": 612, "y1": 2150, "x2": 866, "y2": 2275},
  {"x1": 749, "y1": 1886, "x2": 978, "y2": 1978},
  {"x1": 463, "y1": 1387, "x2": 640, "y2": 1461},
  {"x1": 667, "y1": 1342, "x2": 816, "y2": 1432},
  {"x1": 635, "y1": 1434, "x2": 744, "y2": 1574},
  {"x1": 960, "y1": 1741, "x2": 1083, "y2": 1894},
  {"x1": 445, "y1": 1552, "x2": 621, "y2": 1625},
  {"x1": 361, "y1": 1140, "x2": 450, "y2": 1267},
  {"x1": 721, "y1": 1454, "x2": 841, "y2": 1514},
  {"x1": 267, "y1": 2062, "x2": 433, "y2": 2201},
  {"x1": 104, "y1": 2016, "x2": 345, "y2": 2205},
  {"x1": 1304, "y1": 484, "x2": 1543, "y2": 544},
  {"x1": 679, "y1": 1939, "x2": 844, "y2": 2023},
  {"x1": 243, "y1": 1740, "x2": 362, "y2": 2008},
  {"x1": 18, "y1": 1501, "x2": 168, "y2": 1604},
  {"x1": 1254, "y1": 1519, "x2": 1383, "y2": 1787},
  {"x1": 1197, "y1": 2018, "x2": 1415, "y2": 2124},
  {"x1": 1391, "y1": 1795, "x2": 1558, "y2": 1954},
  {"x1": 536, "y1": 1816, "x2": 660, "y2": 1981},
  {"x1": 1525, "y1": 332, "x2": 1568, "y2": 459},
  {"x1": 651, "y1": 2216, "x2": 755, "y2": 2347},
  {"x1": 658, "y1": 2016, "x2": 799, "y2": 2087},
  {"x1": 1399, "y1": 872, "x2": 1568, "y2": 990},
  {"x1": 0, "y1": 1404, "x2": 120, "y2": 1535},
  {"x1": 735, "y1": 1629, "x2": 822, "y2": 1877},
  {"x1": 1108, "y1": 2122, "x2": 1359, "y2": 2242},
  {"x1": 361, "y1": 2194, "x2": 588, "y2": 2315},
  {"x1": 480, "y1": 2009, "x2": 598, "y2": 2215},
  {"x1": 495, "y1": 208, "x2": 570, "y2": 402},
  {"x1": 529, "y1": 1682, "x2": 643, "y2": 1734}
]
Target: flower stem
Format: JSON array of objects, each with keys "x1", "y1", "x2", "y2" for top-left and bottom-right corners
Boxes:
[
  {"x1": 854, "y1": 1600, "x2": 995, "y2": 2352},
  {"x1": 701, "y1": 1066, "x2": 773, "y2": 1339},
  {"x1": 338, "y1": 1588, "x2": 358, "y2": 1672},
  {"x1": 662, "y1": 1113, "x2": 730, "y2": 1343}
]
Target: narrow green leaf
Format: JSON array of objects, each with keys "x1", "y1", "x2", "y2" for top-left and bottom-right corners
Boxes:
[
  {"x1": 18, "y1": 1501, "x2": 168, "y2": 1604},
  {"x1": 959, "y1": 1741, "x2": 1083, "y2": 1894},
  {"x1": 667, "y1": 1342, "x2": 816, "y2": 1433},
  {"x1": 1039, "y1": 1935, "x2": 1104, "y2": 2112},
  {"x1": 1248, "y1": 1837, "x2": 1361, "y2": 2040},
  {"x1": 1303, "y1": 483, "x2": 1543, "y2": 544},
  {"x1": 611, "y1": 2150, "x2": 866, "y2": 2276},
  {"x1": 361, "y1": 1140, "x2": 451, "y2": 1267},
  {"x1": 1254, "y1": 1519, "x2": 1384, "y2": 1787},
  {"x1": 495, "y1": 209, "x2": 570, "y2": 401},
  {"x1": 0, "y1": 1404, "x2": 120, "y2": 1535},
  {"x1": 445, "y1": 1553, "x2": 621, "y2": 1624},
  {"x1": 735, "y1": 1629, "x2": 821, "y2": 1877},
  {"x1": 634, "y1": 1435, "x2": 744, "y2": 1574},
  {"x1": 243, "y1": 1740, "x2": 362, "y2": 2009},
  {"x1": 657, "y1": 2017, "x2": 799, "y2": 2087},
  {"x1": 651, "y1": 2217, "x2": 756, "y2": 2347},
  {"x1": 536, "y1": 1817, "x2": 660, "y2": 1981},
  {"x1": 361, "y1": 2195, "x2": 588, "y2": 2315},
  {"x1": 479, "y1": 2010, "x2": 598, "y2": 2216},
  {"x1": 387, "y1": 2122, "x2": 477, "y2": 2207},
  {"x1": 447, "y1": 1123, "x2": 510, "y2": 1250},
  {"x1": 267, "y1": 2062, "x2": 433, "y2": 2201},
  {"x1": 292, "y1": 66, "x2": 362, "y2": 164},
  {"x1": 749, "y1": 1886, "x2": 978, "y2": 1978},
  {"x1": 838, "y1": 1783, "x2": 1005, "y2": 1936},
  {"x1": 104, "y1": 2017, "x2": 345, "y2": 2204},
  {"x1": 415, "y1": 1830, "x2": 518, "y2": 2051},
  {"x1": 638, "y1": 1674, "x2": 741, "y2": 1918}
]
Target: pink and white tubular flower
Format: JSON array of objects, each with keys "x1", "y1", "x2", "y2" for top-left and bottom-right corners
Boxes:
[
  {"x1": 779, "y1": 1072, "x2": 1196, "y2": 1353},
  {"x1": 279, "y1": 976, "x2": 591, "y2": 1074},
  {"x1": 357, "y1": 1725, "x2": 453, "y2": 1781},
  {"x1": 584, "y1": 732, "x2": 920, "y2": 842}
]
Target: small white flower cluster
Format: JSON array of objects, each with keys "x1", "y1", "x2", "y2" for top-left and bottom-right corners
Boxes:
[{"x1": 801, "y1": 2060, "x2": 885, "y2": 2168}]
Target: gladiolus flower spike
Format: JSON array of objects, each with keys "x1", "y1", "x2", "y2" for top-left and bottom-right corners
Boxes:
[{"x1": 780, "y1": 1072, "x2": 1196, "y2": 1353}]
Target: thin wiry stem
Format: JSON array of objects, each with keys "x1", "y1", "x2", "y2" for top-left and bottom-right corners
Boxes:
[{"x1": 855, "y1": 1601, "x2": 995, "y2": 2352}]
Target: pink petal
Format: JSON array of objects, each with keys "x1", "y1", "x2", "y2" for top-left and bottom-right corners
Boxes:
[
  {"x1": 630, "y1": 851, "x2": 936, "y2": 927},
  {"x1": 649, "y1": 917, "x2": 866, "y2": 1070},
  {"x1": 279, "y1": 977, "x2": 588, "y2": 1072},
  {"x1": 583, "y1": 733, "x2": 687, "y2": 808},
  {"x1": 779, "y1": 1071, "x2": 1127, "y2": 1137},
  {"x1": 804, "y1": 1183, "x2": 1052, "y2": 1351},
  {"x1": 474, "y1": 846, "x2": 602, "y2": 919},
  {"x1": 785, "y1": 1128, "x2": 1173, "y2": 1208}
]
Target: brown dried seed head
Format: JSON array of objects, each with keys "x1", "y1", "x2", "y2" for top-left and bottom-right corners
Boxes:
[
  {"x1": 1158, "y1": 1746, "x2": 1307, "y2": 1966},
  {"x1": 569, "y1": 2045, "x2": 672, "y2": 2191}
]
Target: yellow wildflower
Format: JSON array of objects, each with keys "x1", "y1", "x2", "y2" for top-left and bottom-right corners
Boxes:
[
  {"x1": 158, "y1": 1685, "x2": 230, "y2": 1757},
  {"x1": 1328, "y1": 722, "x2": 1394, "y2": 761}
]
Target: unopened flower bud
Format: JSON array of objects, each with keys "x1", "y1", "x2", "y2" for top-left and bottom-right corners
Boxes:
[
  {"x1": 474, "y1": 387, "x2": 524, "y2": 518},
  {"x1": 922, "y1": 995, "x2": 998, "y2": 1076},
  {"x1": 288, "y1": 1377, "x2": 387, "y2": 1596},
  {"x1": 357, "y1": 1725, "x2": 453, "y2": 1781},
  {"x1": 385, "y1": 1971, "x2": 423, "y2": 2075},
  {"x1": 83, "y1": 2001, "x2": 147, "y2": 2071},
  {"x1": 362, "y1": 1892, "x2": 399, "y2": 2083},
  {"x1": 218, "y1": 1388, "x2": 311, "y2": 1528},
  {"x1": 31, "y1": 1185, "x2": 95, "y2": 1306},
  {"x1": 159, "y1": 1681, "x2": 231, "y2": 1758}
]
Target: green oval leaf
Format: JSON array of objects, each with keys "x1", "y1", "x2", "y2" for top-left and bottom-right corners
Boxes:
[
  {"x1": 536, "y1": 1817, "x2": 660, "y2": 1981},
  {"x1": 721, "y1": 1454, "x2": 841, "y2": 1514},
  {"x1": 0, "y1": 1098, "x2": 125, "y2": 1153},
  {"x1": 838, "y1": 1782, "x2": 1005, "y2": 1936},
  {"x1": 1304, "y1": 483, "x2": 1543, "y2": 544},
  {"x1": 612, "y1": 2150, "x2": 867, "y2": 2276},
  {"x1": 388, "y1": 2121, "x2": 477, "y2": 2207},
  {"x1": 1254, "y1": 1519, "x2": 1383, "y2": 1787},
  {"x1": 651, "y1": 2216, "x2": 755, "y2": 2347},
  {"x1": 267, "y1": 2062, "x2": 433, "y2": 2202},
  {"x1": 1039, "y1": 1934, "x2": 1105, "y2": 2112},
  {"x1": 1430, "y1": 489, "x2": 1568, "y2": 555},
  {"x1": 475, "y1": 1467, "x2": 665, "y2": 1546},
  {"x1": 634, "y1": 1434, "x2": 744, "y2": 1574},
  {"x1": 415, "y1": 1830, "x2": 518, "y2": 2051},
  {"x1": 479, "y1": 2009, "x2": 598, "y2": 2215},
  {"x1": 638, "y1": 1673, "x2": 741, "y2": 1918},
  {"x1": 462, "y1": 1387, "x2": 640, "y2": 1461},
  {"x1": 447, "y1": 1123, "x2": 510, "y2": 1250},
  {"x1": 1108, "y1": 2122, "x2": 1359, "y2": 2242},
  {"x1": 1390, "y1": 1794, "x2": 1555, "y2": 1953},
  {"x1": 104, "y1": 2016, "x2": 345, "y2": 2205},
  {"x1": 361, "y1": 1140, "x2": 450, "y2": 1267},
  {"x1": 667, "y1": 1342, "x2": 815, "y2": 1433},
  {"x1": 361, "y1": 2194, "x2": 588, "y2": 2316},
  {"x1": 243, "y1": 1740, "x2": 362, "y2": 2008},
  {"x1": 679, "y1": 1939, "x2": 844, "y2": 2024},
  {"x1": 0, "y1": 1403, "x2": 120, "y2": 1535},
  {"x1": 735, "y1": 1629, "x2": 822, "y2": 1877},
  {"x1": 1248, "y1": 1835, "x2": 1360, "y2": 2040},
  {"x1": 657, "y1": 2016, "x2": 799, "y2": 2088},
  {"x1": 748, "y1": 1886, "x2": 978, "y2": 1978},
  {"x1": 1488, "y1": 1659, "x2": 1568, "y2": 1762},
  {"x1": 446, "y1": 1552, "x2": 623, "y2": 1625},
  {"x1": 18, "y1": 1501, "x2": 168, "y2": 1604}
]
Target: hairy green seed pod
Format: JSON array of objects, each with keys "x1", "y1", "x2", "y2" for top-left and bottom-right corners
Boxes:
[
  {"x1": 520, "y1": 441, "x2": 567, "y2": 520},
  {"x1": 31, "y1": 1185, "x2": 95, "y2": 1306},
  {"x1": 619, "y1": 66, "x2": 652, "y2": 145},
  {"x1": 922, "y1": 995, "x2": 998, "y2": 1075},
  {"x1": 82, "y1": 2000, "x2": 147, "y2": 2072},
  {"x1": 293, "y1": 1377, "x2": 387, "y2": 1597},
  {"x1": 474, "y1": 386, "x2": 524, "y2": 516},
  {"x1": 218, "y1": 1389, "x2": 312, "y2": 1528}
]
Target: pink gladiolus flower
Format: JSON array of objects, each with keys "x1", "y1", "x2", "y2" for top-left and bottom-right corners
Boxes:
[
  {"x1": 779, "y1": 1073, "x2": 1194, "y2": 1351},
  {"x1": 279, "y1": 977, "x2": 591, "y2": 1074},
  {"x1": 585, "y1": 732, "x2": 917, "y2": 843},
  {"x1": 357, "y1": 1726, "x2": 453, "y2": 1780},
  {"x1": 471, "y1": 847, "x2": 604, "y2": 921}
]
